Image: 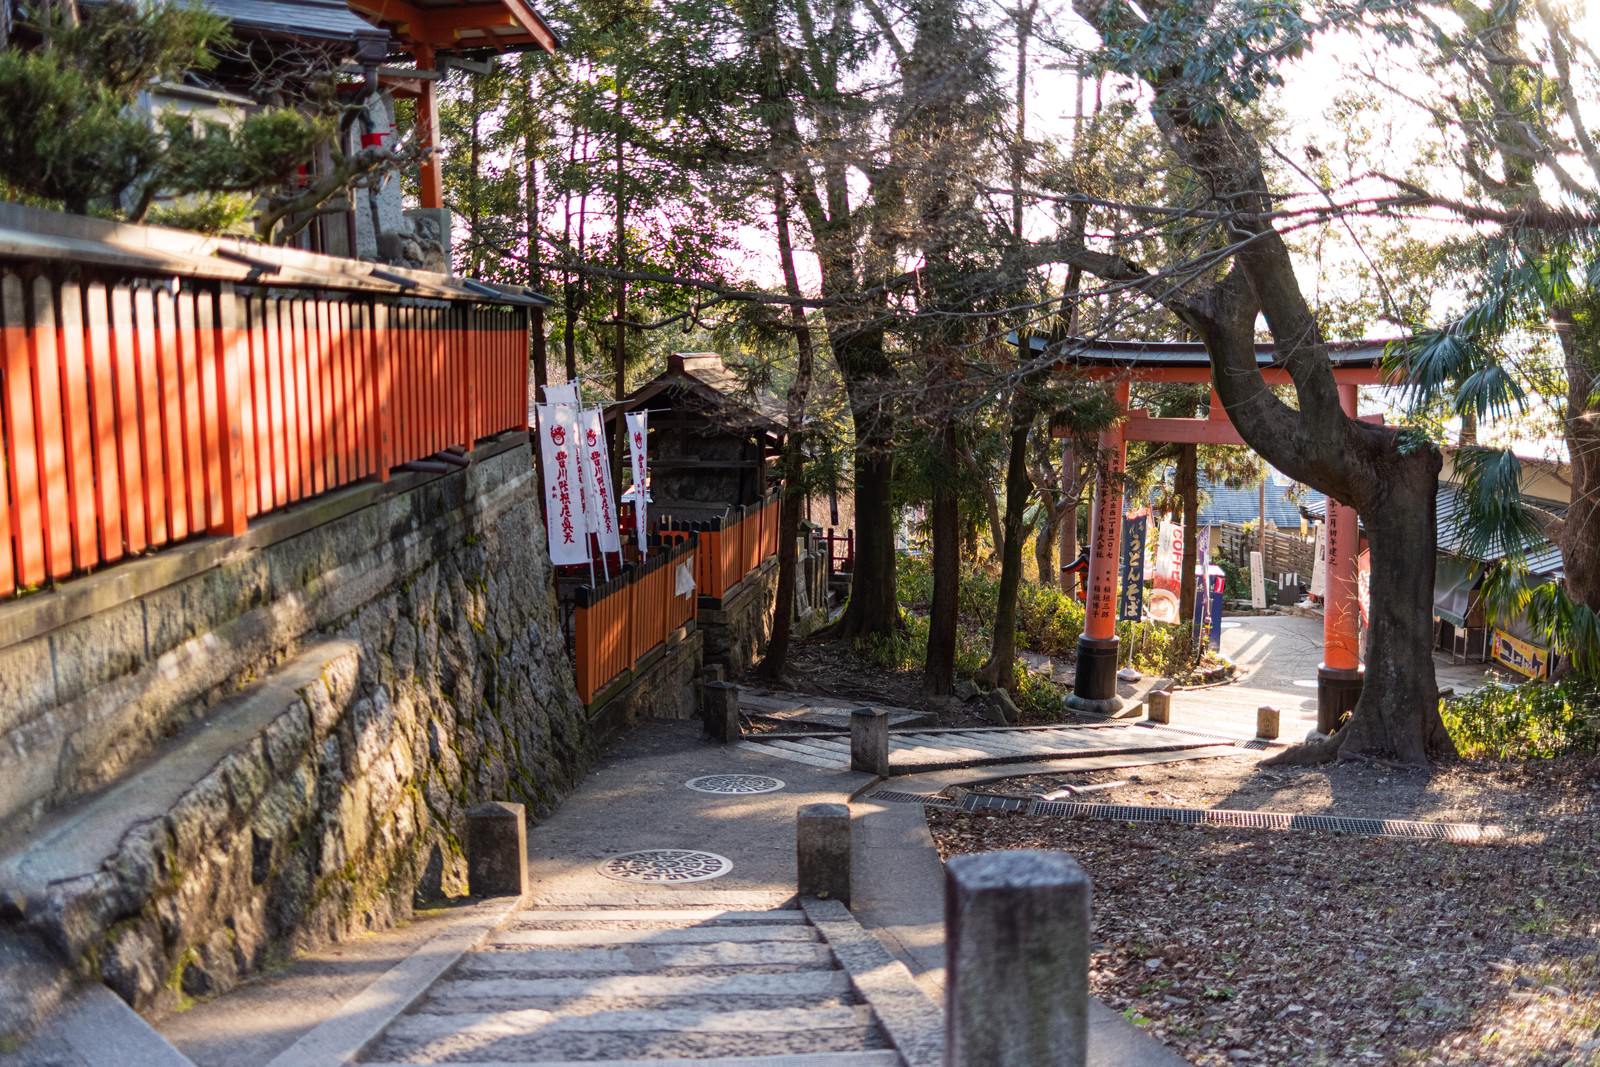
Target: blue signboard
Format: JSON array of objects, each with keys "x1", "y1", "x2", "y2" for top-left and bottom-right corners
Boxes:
[{"x1": 1118, "y1": 515, "x2": 1148, "y2": 622}]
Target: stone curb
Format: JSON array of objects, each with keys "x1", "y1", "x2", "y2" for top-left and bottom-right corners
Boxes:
[
  {"x1": 800, "y1": 897, "x2": 944, "y2": 1067},
  {"x1": 260, "y1": 893, "x2": 525, "y2": 1067}
]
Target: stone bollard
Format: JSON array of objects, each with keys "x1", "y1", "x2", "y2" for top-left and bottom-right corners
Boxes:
[
  {"x1": 1256, "y1": 705, "x2": 1280, "y2": 741},
  {"x1": 945, "y1": 850, "x2": 1090, "y2": 1067},
  {"x1": 1146, "y1": 689, "x2": 1172, "y2": 725},
  {"x1": 703, "y1": 681, "x2": 741, "y2": 743},
  {"x1": 466, "y1": 801, "x2": 529, "y2": 898},
  {"x1": 703, "y1": 664, "x2": 727, "y2": 684},
  {"x1": 850, "y1": 708, "x2": 890, "y2": 776},
  {"x1": 796, "y1": 803, "x2": 851, "y2": 904}
]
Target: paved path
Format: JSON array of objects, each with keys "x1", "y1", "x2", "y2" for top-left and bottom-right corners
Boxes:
[
  {"x1": 161, "y1": 718, "x2": 1192, "y2": 1066},
  {"x1": 1167, "y1": 613, "x2": 1498, "y2": 741}
]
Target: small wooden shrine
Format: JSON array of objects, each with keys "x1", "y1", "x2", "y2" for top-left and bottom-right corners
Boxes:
[{"x1": 605, "y1": 352, "x2": 785, "y2": 522}]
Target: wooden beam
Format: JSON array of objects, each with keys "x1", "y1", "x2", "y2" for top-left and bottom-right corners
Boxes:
[
  {"x1": 1097, "y1": 408, "x2": 1388, "y2": 444},
  {"x1": 500, "y1": 0, "x2": 559, "y2": 53},
  {"x1": 347, "y1": 0, "x2": 427, "y2": 34},
  {"x1": 1063, "y1": 365, "x2": 1387, "y2": 386},
  {"x1": 413, "y1": 43, "x2": 444, "y2": 210},
  {"x1": 422, "y1": 3, "x2": 517, "y2": 36}
]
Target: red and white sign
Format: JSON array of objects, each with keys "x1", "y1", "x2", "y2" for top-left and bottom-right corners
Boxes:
[
  {"x1": 536, "y1": 403, "x2": 589, "y2": 565},
  {"x1": 1151, "y1": 519, "x2": 1183, "y2": 589},
  {"x1": 579, "y1": 408, "x2": 622, "y2": 555},
  {"x1": 625, "y1": 411, "x2": 649, "y2": 550}
]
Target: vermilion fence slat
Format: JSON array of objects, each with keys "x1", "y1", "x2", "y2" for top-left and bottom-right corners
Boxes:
[
  {"x1": 306, "y1": 298, "x2": 325, "y2": 496},
  {"x1": 133, "y1": 286, "x2": 168, "y2": 545},
  {"x1": 109, "y1": 284, "x2": 146, "y2": 553},
  {"x1": 177, "y1": 290, "x2": 206, "y2": 537},
  {"x1": 29, "y1": 276, "x2": 72, "y2": 578},
  {"x1": 1, "y1": 274, "x2": 42, "y2": 587},
  {"x1": 83, "y1": 282, "x2": 122, "y2": 563},
  {"x1": 56, "y1": 281, "x2": 96, "y2": 572},
  {"x1": 153, "y1": 288, "x2": 189, "y2": 543}
]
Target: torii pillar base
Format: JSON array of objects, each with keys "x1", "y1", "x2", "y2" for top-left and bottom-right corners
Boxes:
[
  {"x1": 1316, "y1": 665, "x2": 1363, "y2": 735},
  {"x1": 1066, "y1": 636, "x2": 1124, "y2": 716}
]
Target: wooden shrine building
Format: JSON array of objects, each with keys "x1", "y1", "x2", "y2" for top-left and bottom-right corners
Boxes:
[{"x1": 605, "y1": 352, "x2": 785, "y2": 523}]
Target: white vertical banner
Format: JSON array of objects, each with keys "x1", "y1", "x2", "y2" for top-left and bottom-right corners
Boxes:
[
  {"x1": 1310, "y1": 522, "x2": 1328, "y2": 597},
  {"x1": 625, "y1": 410, "x2": 649, "y2": 550},
  {"x1": 579, "y1": 408, "x2": 622, "y2": 555},
  {"x1": 1249, "y1": 549, "x2": 1266, "y2": 609},
  {"x1": 543, "y1": 383, "x2": 579, "y2": 406},
  {"x1": 536, "y1": 403, "x2": 589, "y2": 565}
]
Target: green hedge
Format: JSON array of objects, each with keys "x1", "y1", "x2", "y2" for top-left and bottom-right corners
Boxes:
[{"x1": 1443, "y1": 678, "x2": 1600, "y2": 759}]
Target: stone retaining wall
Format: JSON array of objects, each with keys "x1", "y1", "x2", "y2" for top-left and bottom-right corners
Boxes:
[
  {"x1": 0, "y1": 438, "x2": 589, "y2": 1019},
  {"x1": 698, "y1": 557, "x2": 780, "y2": 674}
]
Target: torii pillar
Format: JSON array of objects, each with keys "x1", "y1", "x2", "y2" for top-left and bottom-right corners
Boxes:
[
  {"x1": 1318, "y1": 384, "x2": 1364, "y2": 732},
  {"x1": 1066, "y1": 383, "x2": 1129, "y2": 715}
]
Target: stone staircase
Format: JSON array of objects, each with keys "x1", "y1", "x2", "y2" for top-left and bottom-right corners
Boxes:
[
  {"x1": 740, "y1": 720, "x2": 1257, "y2": 773},
  {"x1": 357, "y1": 906, "x2": 908, "y2": 1066}
]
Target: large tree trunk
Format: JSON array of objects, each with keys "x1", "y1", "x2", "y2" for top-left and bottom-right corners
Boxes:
[
  {"x1": 925, "y1": 424, "x2": 962, "y2": 695},
  {"x1": 755, "y1": 176, "x2": 815, "y2": 682},
  {"x1": 826, "y1": 326, "x2": 900, "y2": 639},
  {"x1": 1556, "y1": 313, "x2": 1600, "y2": 620},
  {"x1": 1177, "y1": 443, "x2": 1198, "y2": 624},
  {"x1": 1300, "y1": 450, "x2": 1450, "y2": 762},
  {"x1": 976, "y1": 404, "x2": 1035, "y2": 691},
  {"x1": 1034, "y1": 506, "x2": 1057, "y2": 589}
]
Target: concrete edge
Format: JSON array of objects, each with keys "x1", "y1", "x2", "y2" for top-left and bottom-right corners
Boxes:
[
  {"x1": 260, "y1": 893, "x2": 525, "y2": 1067},
  {"x1": 29, "y1": 982, "x2": 197, "y2": 1066},
  {"x1": 799, "y1": 897, "x2": 943, "y2": 1067}
]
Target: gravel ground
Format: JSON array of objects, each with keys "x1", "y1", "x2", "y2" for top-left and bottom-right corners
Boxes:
[{"x1": 930, "y1": 757, "x2": 1600, "y2": 1066}]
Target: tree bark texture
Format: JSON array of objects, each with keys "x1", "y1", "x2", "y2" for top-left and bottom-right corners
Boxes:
[
  {"x1": 977, "y1": 405, "x2": 1036, "y2": 691},
  {"x1": 925, "y1": 424, "x2": 962, "y2": 695}
]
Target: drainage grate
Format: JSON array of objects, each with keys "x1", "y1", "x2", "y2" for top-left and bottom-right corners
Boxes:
[
  {"x1": 685, "y1": 774, "x2": 786, "y2": 795},
  {"x1": 597, "y1": 849, "x2": 734, "y2": 883},
  {"x1": 869, "y1": 790, "x2": 954, "y2": 807}
]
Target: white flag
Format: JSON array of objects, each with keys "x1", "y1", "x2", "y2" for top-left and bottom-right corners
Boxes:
[
  {"x1": 625, "y1": 410, "x2": 649, "y2": 550},
  {"x1": 578, "y1": 408, "x2": 622, "y2": 555},
  {"x1": 543, "y1": 383, "x2": 579, "y2": 406},
  {"x1": 536, "y1": 403, "x2": 589, "y2": 565},
  {"x1": 676, "y1": 558, "x2": 696, "y2": 597}
]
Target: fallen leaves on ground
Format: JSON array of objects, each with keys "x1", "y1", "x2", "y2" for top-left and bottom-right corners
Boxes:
[{"x1": 928, "y1": 758, "x2": 1600, "y2": 1066}]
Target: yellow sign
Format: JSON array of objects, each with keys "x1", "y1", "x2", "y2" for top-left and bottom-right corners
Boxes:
[{"x1": 1491, "y1": 629, "x2": 1550, "y2": 679}]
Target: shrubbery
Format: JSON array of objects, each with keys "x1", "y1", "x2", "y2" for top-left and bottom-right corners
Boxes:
[
  {"x1": 882, "y1": 553, "x2": 1209, "y2": 687},
  {"x1": 1443, "y1": 678, "x2": 1600, "y2": 759}
]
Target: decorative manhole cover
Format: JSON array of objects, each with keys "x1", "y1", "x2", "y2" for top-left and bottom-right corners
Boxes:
[
  {"x1": 597, "y1": 849, "x2": 733, "y2": 884},
  {"x1": 685, "y1": 774, "x2": 785, "y2": 795}
]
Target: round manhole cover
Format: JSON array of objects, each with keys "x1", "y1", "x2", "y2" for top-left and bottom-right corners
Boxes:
[
  {"x1": 597, "y1": 849, "x2": 733, "y2": 884},
  {"x1": 685, "y1": 774, "x2": 786, "y2": 795}
]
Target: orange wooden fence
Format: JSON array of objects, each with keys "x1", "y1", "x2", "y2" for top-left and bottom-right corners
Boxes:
[
  {"x1": 0, "y1": 269, "x2": 529, "y2": 598},
  {"x1": 656, "y1": 493, "x2": 781, "y2": 601},
  {"x1": 573, "y1": 535, "x2": 699, "y2": 705}
]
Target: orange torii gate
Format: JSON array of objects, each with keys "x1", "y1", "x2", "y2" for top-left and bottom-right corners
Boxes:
[{"x1": 1032, "y1": 337, "x2": 1387, "y2": 729}]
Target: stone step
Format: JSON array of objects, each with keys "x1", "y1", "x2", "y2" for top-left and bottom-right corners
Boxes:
[
  {"x1": 381, "y1": 1005, "x2": 873, "y2": 1038},
  {"x1": 426, "y1": 972, "x2": 855, "y2": 1002},
  {"x1": 511, "y1": 909, "x2": 807, "y2": 926},
  {"x1": 735, "y1": 740, "x2": 847, "y2": 770},
  {"x1": 363, "y1": 1013, "x2": 884, "y2": 1063},
  {"x1": 362, "y1": 1050, "x2": 903, "y2": 1067},
  {"x1": 488, "y1": 926, "x2": 820, "y2": 947},
  {"x1": 457, "y1": 942, "x2": 836, "y2": 975}
]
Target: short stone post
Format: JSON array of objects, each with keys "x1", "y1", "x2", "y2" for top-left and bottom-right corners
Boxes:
[
  {"x1": 703, "y1": 681, "x2": 740, "y2": 743},
  {"x1": 796, "y1": 803, "x2": 851, "y2": 904},
  {"x1": 945, "y1": 850, "x2": 1090, "y2": 1067},
  {"x1": 1146, "y1": 689, "x2": 1171, "y2": 725},
  {"x1": 466, "y1": 801, "x2": 529, "y2": 898},
  {"x1": 1256, "y1": 705, "x2": 1280, "y2": 741},
  {"x1": 703, "y1": 664, "x2": 726, "y2": 684},
  {"x1": 850, "y1": 708, "x2": 889, "y2": 776}
]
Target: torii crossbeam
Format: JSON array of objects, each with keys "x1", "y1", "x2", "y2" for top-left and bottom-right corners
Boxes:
[{"x1": 1032, "y1": 336, "x2": 1382, "y2": 727}]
